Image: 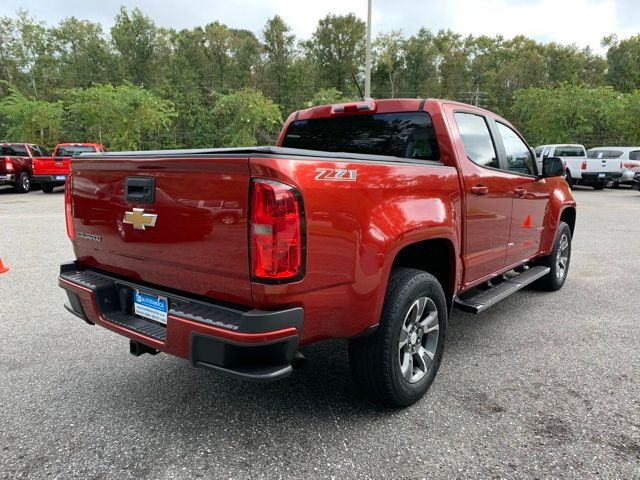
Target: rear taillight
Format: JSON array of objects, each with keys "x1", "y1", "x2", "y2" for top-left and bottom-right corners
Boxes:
[
  {"x1": 581, "y1": 161, "x2": 587, "y2": 170},
  {"x1": 4, "y1": 158, "x2": 13, "y2": 172},
  {"x1": 64, "y1": 176, "x2": 75, "y2": 241},
  {"x1": 250, "y1": 179, "x2": 304, "y2": 282}
]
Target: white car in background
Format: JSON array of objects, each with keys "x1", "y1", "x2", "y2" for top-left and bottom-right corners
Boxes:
[
  {"x1": 587, "y1": 147, "x2": 640, "y2": 188},
  {"x1": 534, "y1": 144, "x2": 622, "y2": 190}
]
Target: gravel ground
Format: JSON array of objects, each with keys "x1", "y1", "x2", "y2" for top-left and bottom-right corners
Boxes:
[{"x1": 0, "y1": 185, "x2": 639, "y2": 479}]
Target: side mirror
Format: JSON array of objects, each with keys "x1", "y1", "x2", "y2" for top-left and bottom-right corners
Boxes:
[{"x1": 542, "y1": 156, "x2": 564, "y2": 178}]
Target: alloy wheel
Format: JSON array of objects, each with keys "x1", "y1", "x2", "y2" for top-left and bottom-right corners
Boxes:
[
  {"x1": 398, "y1": 296, "x2": 439, "y2": 384},
  {"x1": 556, "y1": 234, "x2": 570, "y2": 279}
]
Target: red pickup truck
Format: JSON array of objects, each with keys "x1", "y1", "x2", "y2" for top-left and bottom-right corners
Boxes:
[
  {"x1": 58, "y1": 99, "x2": 576, "y2": 407},
  {"x1": 33, "y1": 143, "x2": 104, "y2": 193},
  {"x1": 0, "y1": 143, "x2": 49, "y2": 193}
]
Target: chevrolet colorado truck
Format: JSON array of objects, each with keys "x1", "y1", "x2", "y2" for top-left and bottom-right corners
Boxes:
[
  {"x1": 34, "y1": 142, "x2": 104, "y2": 193},
  {"x1": 59, "y1": 99, "x2": 576, "y2": 407},
  {"x1": 0, "y1": 143, "x2": 40, "y2": 193}
]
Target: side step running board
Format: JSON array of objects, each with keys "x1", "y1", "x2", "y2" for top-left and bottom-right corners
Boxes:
[{"x1": 454, "y1": 266, "x2": 551, "y2": 314}]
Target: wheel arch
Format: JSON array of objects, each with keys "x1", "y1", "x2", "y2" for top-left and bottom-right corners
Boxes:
[
  {"x1": 560, "y1": 206, "x2": 576, "y2": 236},
  {"x1": 388, "y1": 237, "x2": 457, "y2": 311}
]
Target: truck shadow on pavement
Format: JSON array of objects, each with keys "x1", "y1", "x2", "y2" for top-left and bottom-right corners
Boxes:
[{"x1": 90, "y1": 298, "x2": 549, "y2": 426}]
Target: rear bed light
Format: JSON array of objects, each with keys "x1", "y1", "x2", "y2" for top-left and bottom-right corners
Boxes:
[
  {"x1": 64, "y1": 176, "x2": 75, "y2": 241},
  {"x1": 250, "y1": 179, "x2": 305, "y2": 282},
  {"x1": 4, "y1": 158, "x2": 13, "y2": 172},
  {"x1": 581, "y1": 161, "x2": 587, "y2": 170}
]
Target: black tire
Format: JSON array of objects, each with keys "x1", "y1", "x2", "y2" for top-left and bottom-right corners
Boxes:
[
  {"x1": 348, "y1": 268, "x2": 447, "y2": 408},
  {"x1": 14, "y1": 172, "x2": 31, "y2": 193},
  {"x1": 593, "y1": 182, "x2": 606, "y2": 190},
  {"x1": 564, "y1": 171, "x2": 574, "y2": 189},
  {"x1": 534, "y1": 221, "x2": 572, "y2": 291},
  {"x1": 41, "y1": 183, "x2": 55, "y2": 193}
]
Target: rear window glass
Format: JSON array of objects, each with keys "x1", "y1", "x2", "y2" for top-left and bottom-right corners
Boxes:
[
  {"x1": 282, "y1": 112, "x2": 439, "y2": 160},
  {"x1": 554, "y1": 146, "x2": 585, "y2": 157},
  {"x1": 55, "y1": 145, "x2": 97, "y2": 156},
  {"x1": 629, "y1": 151, "x2": 640, "y2": 161},
  {"x1": 0, "y1": 144, "x2": 28, "y2": 156}
]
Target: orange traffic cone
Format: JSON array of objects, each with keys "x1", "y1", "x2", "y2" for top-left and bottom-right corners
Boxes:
[
  {"x1": 521, "y1": 215, "x2": 532, "y2": 229},
  {"x1": 0, "y1": 258, "x2": 9, "y2": 274}
]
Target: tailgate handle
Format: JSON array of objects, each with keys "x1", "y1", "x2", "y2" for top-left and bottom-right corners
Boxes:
[{"x1": 124, "y1": 177, "x2": 155, "y2": 204}]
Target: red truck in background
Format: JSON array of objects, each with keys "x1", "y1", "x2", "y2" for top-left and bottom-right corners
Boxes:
[
  {"x1": 33, "y1": 143, "x2": 104, "y2": 193},
  {"x1": 58, "y1": 99, "x2": 576, "y2": 407},
  {"x1": 0, "y1": 143, "x2": 51, "y2": 193}
]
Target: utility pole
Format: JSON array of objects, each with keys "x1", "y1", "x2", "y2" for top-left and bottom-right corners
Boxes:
[{"x1": 364, "y1": 0, "x2": 372, "y2": 99}]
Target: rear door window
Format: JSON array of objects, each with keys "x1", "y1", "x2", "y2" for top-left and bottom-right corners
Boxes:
[
  {"x1": 454, "y1": 112, "x2": 498, "y2": 168},
  {"x1": 282, "y1": 112, "x2": 440, "y2": 160}
]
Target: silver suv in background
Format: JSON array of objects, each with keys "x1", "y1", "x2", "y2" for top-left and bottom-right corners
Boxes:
[{"x1": 587, "y1": 147, "x2": 640, "y2": 188}]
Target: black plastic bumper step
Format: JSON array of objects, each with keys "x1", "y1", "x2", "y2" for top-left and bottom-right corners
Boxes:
[{"x1": 454, "y1": 266, "x2": 550, "y2": 314}]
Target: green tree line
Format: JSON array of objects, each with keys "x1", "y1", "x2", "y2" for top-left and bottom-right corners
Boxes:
[{"x1": 1, "y1": 7, "x2": 640, "y2": 150}]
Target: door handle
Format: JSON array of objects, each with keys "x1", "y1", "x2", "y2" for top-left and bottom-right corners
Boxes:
[
  {"x1": 514, "y1": 187, "x2": 527, "y2": 197},
  {"x1": 471, "y1": 185, "x2": 489, "y2": 196}
]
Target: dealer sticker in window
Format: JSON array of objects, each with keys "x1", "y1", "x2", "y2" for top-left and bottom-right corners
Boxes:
[{"x1": 133, "y1": 290, "x2": 168, "y2": 325}]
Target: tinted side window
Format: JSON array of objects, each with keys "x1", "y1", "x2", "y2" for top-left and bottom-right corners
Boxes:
[
  {"x1": 629, "y1": 151, "x2": 640, "y2": 161},
  {"x1": 554, "y1": 146, "x2": 585, "y2": 157},
  {"x1": 587, "y1": 150, "x2": 599, "y2": 158},
  {"x1": 454, "y1": 113, "x2": 498, "y2": 168},
  {"x1": 0, "y1": 144, "x2": 28, "y2": 156},
  {"x1": 496, "y1": 123, "x2": 535, "y2": 175}
]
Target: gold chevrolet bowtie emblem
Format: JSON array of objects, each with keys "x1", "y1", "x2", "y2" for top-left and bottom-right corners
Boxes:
[{"x1": 123, "y1": 208, "x2": 158, "y2": 230}]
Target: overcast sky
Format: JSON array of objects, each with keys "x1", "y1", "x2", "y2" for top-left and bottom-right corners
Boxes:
[{"x1": 2, "y1": 0, "x2": 638, "y2": 54}]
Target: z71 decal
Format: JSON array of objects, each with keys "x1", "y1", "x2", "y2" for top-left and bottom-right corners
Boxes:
[{"x1": 315, "y1": 168, "x2": 357, "y2": 182}]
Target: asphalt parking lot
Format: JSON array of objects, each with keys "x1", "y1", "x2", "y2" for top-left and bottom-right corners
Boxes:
[{"x1": 0, "y1": 185, "x2": 639, "y2": 479}]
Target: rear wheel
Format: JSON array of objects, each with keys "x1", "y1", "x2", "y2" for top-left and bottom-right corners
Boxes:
[
  {"x1": 593, "y1": 182, "x2": 606, "y2": 190},
  {"x1": 534, "y1": 221, "x2": 572, "y2": 291},
  {"x1": 41, "y1": 183, "x2": 55, "y2": 193},
  {"x1": 14, "y1": 172, "x2": 31, "y2": 193},
  {"x1": 348, "y1": 268, "x2": 447, "y2": 408}
]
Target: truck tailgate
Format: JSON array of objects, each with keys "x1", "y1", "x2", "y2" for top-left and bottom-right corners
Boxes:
[
  {"x1": 33, "y1": 156, "x2": 70, "y2": 176},
  {"x1": 585, "y1": 158, "x2": 621, "y2": 173},
  {"x1": 70, "y1": 155, "x2": 252, "y2": 306}
]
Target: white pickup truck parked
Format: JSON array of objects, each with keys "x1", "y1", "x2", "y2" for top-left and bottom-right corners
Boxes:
[{"x1": 535, "y1": 144, "x2": 622, "y2": 190}]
